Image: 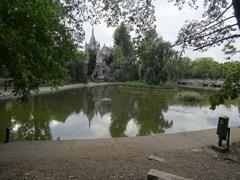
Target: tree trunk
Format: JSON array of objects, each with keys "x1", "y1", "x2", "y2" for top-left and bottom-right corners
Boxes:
[{"x1": 233, "y1": 0, "x2": 240, "y2": 30}]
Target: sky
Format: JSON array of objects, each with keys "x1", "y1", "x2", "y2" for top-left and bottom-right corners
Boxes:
[{"x1": 82, "y1": 1, "x2": 240, "y2": 63}]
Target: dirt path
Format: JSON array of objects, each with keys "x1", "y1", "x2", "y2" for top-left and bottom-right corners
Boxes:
[{"x1": 0, "y1": 128, "x2": 240, "y2": 180}]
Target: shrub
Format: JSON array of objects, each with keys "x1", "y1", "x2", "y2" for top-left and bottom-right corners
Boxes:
[
  {"x1": 124, "y1": 81, "x2": 176, "y2": 89},
  {"x1": 177, "y1": 91, "x2": 203, "y2": 102}
]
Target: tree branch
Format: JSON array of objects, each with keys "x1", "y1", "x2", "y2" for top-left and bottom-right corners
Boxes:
[
  {"x1": 169, "y1": 23, "x2": 238, "y2": 50},
  {"x1": 197, "y1": 23, "x2": 238, "y2": 39},
  {"x1": 194, "y1": 15, "x2": 236, "y2": 36},
  {"x1": 201, "y1": 3, "x2": 233, "y2": 28},
  {"x1": 193, "y1": 34, "x2": 240, "y2": 51}
]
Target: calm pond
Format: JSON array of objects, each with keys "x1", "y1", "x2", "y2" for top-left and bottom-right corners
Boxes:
[{"x1": 0, "y1": 85, "x2": 240, "y2": 142}]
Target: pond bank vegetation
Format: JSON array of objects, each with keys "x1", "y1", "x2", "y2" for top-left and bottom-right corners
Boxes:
[
  {"x1": 177, "y1": 91, "x2": 204, "y2": 102},
  {"x1": 122, "y1": 81, "x2": 176, "y2": 90}
]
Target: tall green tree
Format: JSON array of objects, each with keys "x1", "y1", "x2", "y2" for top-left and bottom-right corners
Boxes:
[
  {"x1": 113, "y1": 23, "x2": 138, "y2": 81},
  {"x1": 162, "y1": 55, "x2": 192, "y2": 81},
  {"x1": 138, "y1": 30, "x2": 172, "y2": 84},
  {"x1": 210, "y1": 61, "x2": 240, "y2": 109},
  {"x1": 0, "y1": 0, "x2": 78, "y2": 100},
  {"x1": 64, "y1": 51, "x2": 87, "y2": 83},
  {"x1": 191, "y1": 57, "x2": 221, "y2": 80}
]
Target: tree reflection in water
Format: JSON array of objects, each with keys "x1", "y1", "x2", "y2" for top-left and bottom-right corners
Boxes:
[
  {"x1": 110, "y1": 88, "x2": 173, "y2": 137},
  {"x1": 3, "y1": 85, "x2": 228, "y2": 142}
]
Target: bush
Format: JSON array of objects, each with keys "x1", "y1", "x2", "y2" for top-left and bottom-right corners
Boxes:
[{"x1": 177, "y1": 91, "x2": 203, "y2": 102}]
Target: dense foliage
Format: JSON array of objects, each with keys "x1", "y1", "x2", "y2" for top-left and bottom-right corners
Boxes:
[
  {"x1": 124, "y1": 81, "x2": 176, "y2": 90},
  {"x1": 0, "y1": 0, "x2": 80, "y2": 100},
  {"x1": 163, "y1": 56, "x2": 192, "y2": 81},
  {"x1": 177, "y1": 91, "x2": 203, "y2": 102},
  {"x1": 138, "y1": 30, "x2": 174, "y2": 84},
  {"x1": 113, "y1": 23, "x2": 138, "y2": 81},
  {"x1": 210, "y1": 61, "x2": 240, "y2": 109},
  {"x1": 1, "y1": 0, "x2": 239, "y2": 109},
  {"x1": 159, "y1": 56, "x2": 240, "y2": 82},
  {"x1": 64, "y1": 52, "x2": 88, "y2": 84},
  {"x1": 169, "y1": 0, "x2": 240, "y2": 53}
]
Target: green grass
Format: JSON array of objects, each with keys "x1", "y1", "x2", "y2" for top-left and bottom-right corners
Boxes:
[
  {"x1": 177, "y1": 91, "x2": 203, "y2": 102},
  {"x1": 123, "y1": 81, "x2": 176, "y2": 90}
]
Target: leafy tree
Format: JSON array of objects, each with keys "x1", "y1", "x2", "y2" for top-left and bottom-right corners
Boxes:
[
  {"x1": 114, "y1": 23, "x2": 135, "y2": 58},
  {"x1": 113, "y1": 23, "x2": 138, "y2": 81},
  {"x1": 210, "y1": 61, "x2": 240, "y2": 109},
  {"x1": 178, "y1": 57, "x2": 193, "y2": 79},
  {"x1": 191, "y1": 57, "x2": 221, "y2": 80},
  {"x1": 169, "y1": 0, "x2": 240, "y2": 53},
  {"x1": 162, "y1": 52, "x2": 192, "y2": 81},
  {"x1": 162, "y1": 55, "x2": 179, "y2": 81},
  {"x1": 64, "y1": 51, "x2": 88, "y2": 83},
  {"x1": 61, "y1": 0, "x2": 239, "y2": 49},
  {"x1": 61, "y1": 0, "x2": 156, "y2": 41},
  {"x1": 138, "y1": 30, "x2": 172, "y2": 84},
  {"x1": 0, "y1": 0, "x2": 77, "y2": 100},
  {"x1": 219, "y1": 61, "x2": 240, "y2": 78},
  {"x1": 73, "y1": 0, "x2": 239, "y2": 108},
  {"x1": 169, "y1": 0, "x2": 240, "y2": 109},
  {"x1": 2, "y1": 0, "x2": 239, "y2": 104},
  {"x1": 168, "y1": 0, "x2": 240, "y2": 109}
]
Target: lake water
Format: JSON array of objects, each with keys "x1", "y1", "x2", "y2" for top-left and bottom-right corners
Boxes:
[{"x1": 0, "y1": 85, "x2": 240, "y2": 142}]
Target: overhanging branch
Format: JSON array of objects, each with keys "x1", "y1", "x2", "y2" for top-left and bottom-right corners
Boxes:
[
  {"x1": 197, "y1": 23, "x2": 238, "y2": 39},
  {"x1": 199, "y1": 3, "x2": 233, "y2": 29},
  {"x1": 194, "y1": 16, "x2": 236, "y2": 36},
  {"x1": 193, "y1": 34, "x2": 240, "y2": 51}
]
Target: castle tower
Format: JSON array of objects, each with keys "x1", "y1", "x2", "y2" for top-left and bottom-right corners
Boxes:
[
  {"x1": 85, "y1": 26, "x2": 99, "y2": 52},
  {"x1": 85, "y1": 27, "x2": 112, "y2": 81}
]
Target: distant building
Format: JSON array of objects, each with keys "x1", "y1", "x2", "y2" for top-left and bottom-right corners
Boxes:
[
  {"x1": 85, "y1": 28, "x2": 100, "y2": 53},
  {"x1": 85, "y1": 27, "x2": 112, "y2": 81}
]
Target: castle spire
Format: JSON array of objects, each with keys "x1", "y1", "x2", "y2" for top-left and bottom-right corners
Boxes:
[
  {"x1": 89, "y1": 25, "x2": 96, "y2": 49},
  {"x1": 92, "y1": 26, "x2": 94, "y2": 36}
]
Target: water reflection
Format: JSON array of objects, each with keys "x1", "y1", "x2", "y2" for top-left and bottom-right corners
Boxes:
[{"x1": 0, "y1": 85, "x2": 239, "y2": 142}]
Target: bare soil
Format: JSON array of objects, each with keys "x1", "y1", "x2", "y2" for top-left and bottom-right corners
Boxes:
[
  {"x1": 0, "y1": 143, "x2": 240, "y2": 180},
  {"x1": 1, "y1": 128, "x2": 240, "y2": 180}
]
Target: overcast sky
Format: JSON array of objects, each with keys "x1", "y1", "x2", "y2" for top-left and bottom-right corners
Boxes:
[{"x1": 83, "y1": 1, "x2": 240, "y2": 63}]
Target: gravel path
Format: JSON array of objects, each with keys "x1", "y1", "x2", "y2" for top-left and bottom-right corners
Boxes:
[{"x1": 0, "y1": 128, "x2": 240, "y2": 180}]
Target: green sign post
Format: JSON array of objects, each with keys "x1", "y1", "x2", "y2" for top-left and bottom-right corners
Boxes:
[
  {"x1": 217, "y1": 116, "x2": 229, "y2": 146},
  {"x1": 212, "y1": 116, "x2": 230, "y2": 152}
]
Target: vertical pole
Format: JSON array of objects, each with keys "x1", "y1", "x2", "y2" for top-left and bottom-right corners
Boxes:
[
  {"x1": 218, "y1": 137, "x2": 222, "y2": 147},
  {"x1": 5, "y1": 128, "x2": 10, "y2": 143},
  {"x1": 227, "y1": 128, "x2": 230, "y2": 150}
]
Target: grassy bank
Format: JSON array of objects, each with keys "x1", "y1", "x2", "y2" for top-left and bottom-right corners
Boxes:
[{"x1": 123, "y1": 81, "x2": 176, "y2": 90}]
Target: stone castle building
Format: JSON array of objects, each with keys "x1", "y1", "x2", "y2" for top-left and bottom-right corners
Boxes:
[{"x1": 85, "y1": 28, "x2": 112, "y2": 81}]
